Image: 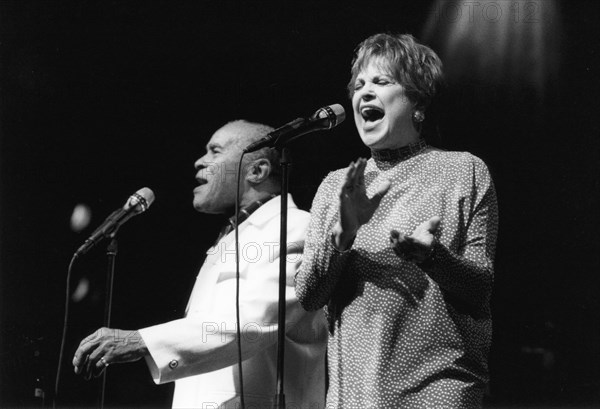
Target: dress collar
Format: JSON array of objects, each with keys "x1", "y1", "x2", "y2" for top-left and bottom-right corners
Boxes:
[{"x1": 370, "y1": 139, "x2": 428, "y2": 163}]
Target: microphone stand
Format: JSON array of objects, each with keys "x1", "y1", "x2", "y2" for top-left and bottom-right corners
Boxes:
[
  {"x1": 100, "y1": 237, "x2": 118, "y2": 409},
  {"x1": 273, "y1": 147, "x2": 290, "y2": 409}
]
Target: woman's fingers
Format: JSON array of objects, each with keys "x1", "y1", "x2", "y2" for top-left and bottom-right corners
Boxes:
[
  {"x1": 356, "y1": 158, "x2": 366, "y2": 188},
  {"x1": 342, "y1": 161, "x2": 357, "y2": 192}
]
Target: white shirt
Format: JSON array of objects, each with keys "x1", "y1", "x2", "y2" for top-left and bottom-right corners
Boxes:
[{"x1": 138, "y1": 195, "x2": 327, "y2": 409}]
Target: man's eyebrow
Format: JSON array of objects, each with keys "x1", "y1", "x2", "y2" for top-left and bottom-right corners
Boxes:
[{"x1": 206, "y1": 142, "x2": 222, "y2": 150}]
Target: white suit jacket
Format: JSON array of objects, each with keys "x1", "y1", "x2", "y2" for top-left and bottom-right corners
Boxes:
[{"x1": 138, "y1": 195, "x2": 327, "y2": 409}]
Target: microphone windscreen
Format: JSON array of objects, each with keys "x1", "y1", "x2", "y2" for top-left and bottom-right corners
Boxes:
[
  {"x1": 317, "y1": 104, "x2": 345, "y2": 128},
  {"x1": 329, "y1": 104, "x2": 346, "y2": 122},
  {"x1": 126, "y1": 187, "x2": 155, "y2": 212},
  {"x1": 137, "y1": 187, "x2": 155, "y2": 206}
]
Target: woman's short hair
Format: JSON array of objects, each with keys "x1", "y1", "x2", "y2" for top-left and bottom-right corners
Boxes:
[{"x1": 348, "y1": 33, "x2": 444, "y2": 110}]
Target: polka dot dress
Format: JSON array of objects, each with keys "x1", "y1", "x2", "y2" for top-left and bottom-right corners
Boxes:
[{"x1": 295, "y1": 141, "x2": 499, "y2": 408}]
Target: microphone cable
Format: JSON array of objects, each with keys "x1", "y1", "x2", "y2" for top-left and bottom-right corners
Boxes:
[
  {"x1": 53, "y1": 253, "x2": 79, "y2": 408},
  {"x1": 234, "y1": 152, "x2": 246, "y2": 409}
]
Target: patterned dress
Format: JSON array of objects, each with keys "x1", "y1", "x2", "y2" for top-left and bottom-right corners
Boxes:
[{"x1": 295, "y1": 140, "x2": 498, "y2": 408}]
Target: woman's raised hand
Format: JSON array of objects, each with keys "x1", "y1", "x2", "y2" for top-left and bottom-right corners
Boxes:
[{"x1": 333, "y1": 158, "x2": 391, "y2": 250}]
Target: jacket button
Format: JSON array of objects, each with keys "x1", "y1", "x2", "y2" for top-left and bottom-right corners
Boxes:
[{"x1": 168, "y1": 359, "x2": 178, "y2": 369}]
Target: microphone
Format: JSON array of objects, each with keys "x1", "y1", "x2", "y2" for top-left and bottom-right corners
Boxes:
[
  {"x1": 74, "y1": 187, "x2": 155, "y2": 257},
  {"x1": 243, "y1": 104, "x2": 346, "y2": 153}
]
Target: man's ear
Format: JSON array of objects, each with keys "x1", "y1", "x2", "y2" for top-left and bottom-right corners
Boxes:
[{"x1": 245, "y1": 158, "x2": 271, "y2": 184}]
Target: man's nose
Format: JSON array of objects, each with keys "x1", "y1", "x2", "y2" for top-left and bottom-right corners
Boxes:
[{"x1": 194, "y1": 156, "x2": 207, "y2": 170}]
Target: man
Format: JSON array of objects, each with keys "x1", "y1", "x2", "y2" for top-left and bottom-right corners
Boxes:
[{"x1": 72, "y1": 120, "x2": 327, "y2": 408}]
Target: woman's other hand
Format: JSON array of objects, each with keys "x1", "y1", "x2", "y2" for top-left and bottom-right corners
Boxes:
[{"x1": 390, "y1": 216, "x2": 440, "y2": 263}]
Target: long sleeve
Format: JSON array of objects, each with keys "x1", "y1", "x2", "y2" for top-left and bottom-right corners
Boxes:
[
  {"x1": 139, "y1": 240, "x2": 308, "y2": 383},
  {"x1": 138, "y1": 198, "x2": 326, "y2": 391},
  {"x1": 304, "y1": 149, "x2": 496, "y2": 407},
  {"x1": 295, "y1": 171, "x2": 352, "y2": 311},
  {"x1": 420, "y1": 157, "x2": 499, "y2": 311}
]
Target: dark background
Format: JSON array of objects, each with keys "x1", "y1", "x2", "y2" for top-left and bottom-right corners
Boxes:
[{"x1": 1, "y1": 1, "x2": 598, "y2": 408}]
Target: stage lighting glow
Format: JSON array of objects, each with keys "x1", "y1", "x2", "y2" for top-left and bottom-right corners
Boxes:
[
  {"x1": 72, "y1": 277, "x2": 90, "y2": 302},
  {"x1": 423, "y1": 0, "x2": 561, "y2": 95},
  {"x1": 70, "y1": 203, "x2": 92, "y2": 232}
]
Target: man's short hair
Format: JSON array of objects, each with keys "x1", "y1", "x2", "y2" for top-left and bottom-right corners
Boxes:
[{"x1": 227, "y1": 119, "x2": 282, "y2": 182}]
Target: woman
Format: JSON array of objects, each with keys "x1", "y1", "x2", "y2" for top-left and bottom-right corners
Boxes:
[{"x1": 295, "y1": 33, "x2": 498, "y2": 408}]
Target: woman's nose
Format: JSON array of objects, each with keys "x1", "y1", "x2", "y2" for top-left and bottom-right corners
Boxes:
[{"x1": 358, "y1": 84, "x2": 375, "y2": 101}]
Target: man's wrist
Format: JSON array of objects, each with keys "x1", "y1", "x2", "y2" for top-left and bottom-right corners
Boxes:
[{"x1": 125, "y1": 330, "x2": 149, "y2": 357}]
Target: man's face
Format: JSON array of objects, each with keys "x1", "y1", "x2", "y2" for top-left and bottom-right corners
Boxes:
[{"x1": 193, "y1": 124, "x2": 243, "y2": 214}]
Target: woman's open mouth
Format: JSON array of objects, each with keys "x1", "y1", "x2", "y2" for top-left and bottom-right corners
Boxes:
[{"x1": 360, "y1": 106, "x2": 384, "y2": 128}]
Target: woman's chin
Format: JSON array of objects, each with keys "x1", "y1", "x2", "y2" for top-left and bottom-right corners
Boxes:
[{"x1": 361, "y1": 135, "x2": 392, "y2": 151}]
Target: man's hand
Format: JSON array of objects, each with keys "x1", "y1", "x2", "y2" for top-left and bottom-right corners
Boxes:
[
  {"x1": 72, "y1": 328, "x2": 148, "y2": 380},
  {"x1": 333, "y1": 158, "x2": 391, "y2": 250},
  {"x1": 390, "y1": 216, "x2": 440, "y2": 263}
]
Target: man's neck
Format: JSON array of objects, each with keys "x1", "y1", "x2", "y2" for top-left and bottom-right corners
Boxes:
[{"x1": 240, "y1": 188, "x2": 280, "y2": 209}]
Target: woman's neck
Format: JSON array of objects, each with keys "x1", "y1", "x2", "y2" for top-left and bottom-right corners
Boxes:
[{"x1": 370, "y1": 138, "x2": 428, "y2": 163}]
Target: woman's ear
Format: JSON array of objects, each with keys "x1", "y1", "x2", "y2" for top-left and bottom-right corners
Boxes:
[{"x1": 245, "y1": 158, "x2": 272, "y2": 184}]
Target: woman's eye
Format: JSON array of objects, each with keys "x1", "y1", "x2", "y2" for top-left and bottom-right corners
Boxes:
[{"x1": 354, "y1": 83, "x2": 363, "y2": 91}]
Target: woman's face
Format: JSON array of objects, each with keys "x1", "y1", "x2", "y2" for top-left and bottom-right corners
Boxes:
[{"x1": 351, "y1": 60, "x2": 418, "y2": 150}]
